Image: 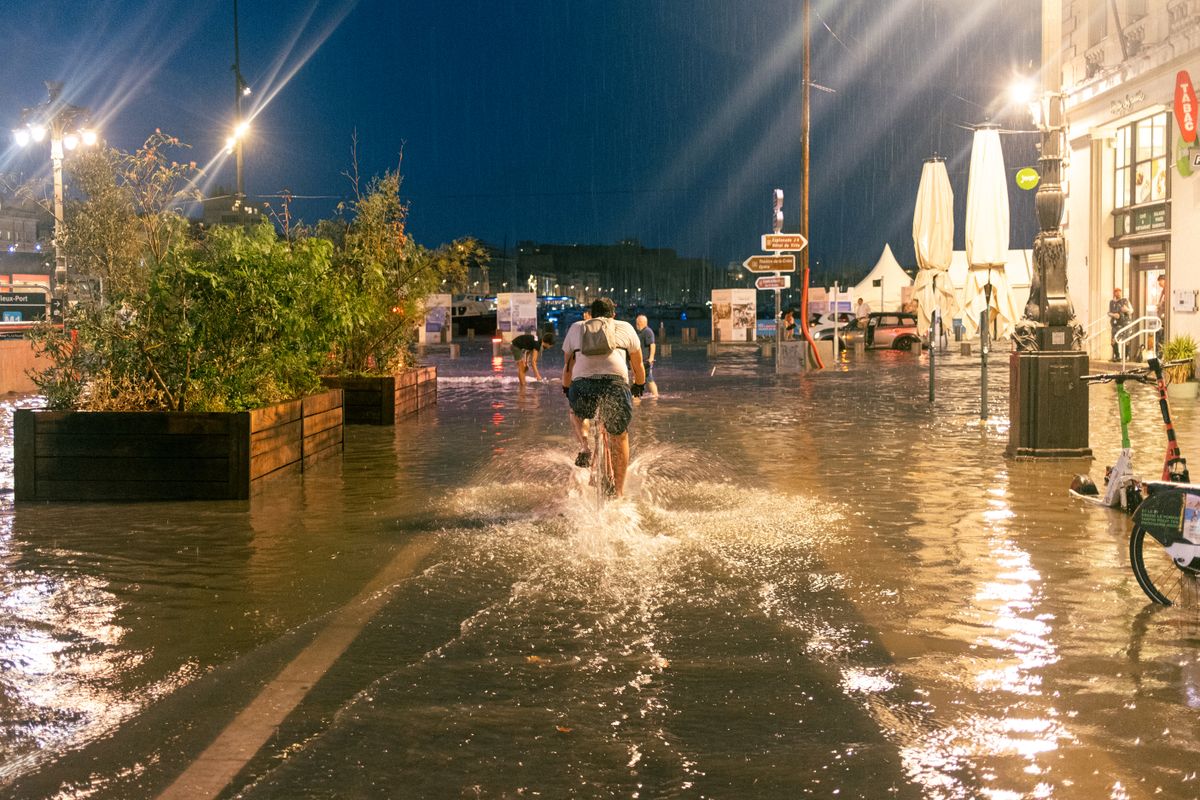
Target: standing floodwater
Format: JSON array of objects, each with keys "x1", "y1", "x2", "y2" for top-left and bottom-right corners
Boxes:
[{"x1": 2, "y1": 344, "x2": 1199, "y2": 798}]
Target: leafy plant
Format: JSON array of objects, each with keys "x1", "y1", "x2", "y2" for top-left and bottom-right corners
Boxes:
[
  {"x1": 311, "y1": 167, "x2": 475, "y2": 375},
  {"x1": 30, "y1": 135, "x2": 338, "y2": 411},
  {"x1": 27, "y1": 134, "x2": 482, "y2": 411},
  {"x1": 1162, "y1": 334, "x2": 1197, "y2": 384}
]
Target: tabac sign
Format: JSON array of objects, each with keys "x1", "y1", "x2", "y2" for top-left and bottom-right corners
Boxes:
[{"x1": 1176, "y1": 70, "x2": 1197, "y2": 144}]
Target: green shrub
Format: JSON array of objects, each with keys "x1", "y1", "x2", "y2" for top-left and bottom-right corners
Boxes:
[
  {"x1": 311, "y1": 169, "x2": 476, "y2": 375},
  {"x1": 28, "y1": 135, "x2": 479, "y2": 410},
  {"x1": 1162, "y1": 334, "x2": 1198, "y2": 384}
]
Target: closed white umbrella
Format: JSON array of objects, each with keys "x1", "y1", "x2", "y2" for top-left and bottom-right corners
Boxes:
[
  {"x1": 911, "y1": 158, "x2": 956, "y2": 336},
  {"x1": 962, "y1": 126, "x2": 1020, "y2": 339}
]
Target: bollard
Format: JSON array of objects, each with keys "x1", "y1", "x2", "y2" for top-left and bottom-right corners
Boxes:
[
  {"x1": 853, "y1": 340, "x2": 866, "y2": 355},
  {"x1": 760, "y1": 342, "x2": 774, "y2": 359},
  {"x1": 707, "y1": 341, "x2": 719, "y2": 358},
  {"x1": 467, "y1": 329, "x2": 475, "y2": 341},
  {"x1": 658, "y1": 321, "x2": 667, "y2": 341},
  {"x1": 492, "y1": 338, "x2": 503, "y2": 358},
  {"x1": 961, "y1": 342, "x2": 972, "y2": 356},
  {"x1": 909, "y1": 339, "x2": 922, "y2": 354},
  {"x1": 449, "y1": 343, "x2": 460, "y2": 359},
  {"x1": 659, "y1": 343, "x2": 672, "y2": 357},
  {"x1": 683, "y1": 328, "x2": 697, "y2": 343}
]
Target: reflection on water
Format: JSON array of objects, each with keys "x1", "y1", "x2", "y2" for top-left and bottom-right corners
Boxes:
[{"x1": 1, "y1": 345, "x2": 1200, "y2": 798}]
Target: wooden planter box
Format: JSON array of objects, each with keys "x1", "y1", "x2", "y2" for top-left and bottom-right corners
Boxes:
[
  {"x1": 321, "y1": 367, "x2": 436, "y2": 425},
  {"x1": 13, "y1": 389, "x2": 343, "y2": 502}
]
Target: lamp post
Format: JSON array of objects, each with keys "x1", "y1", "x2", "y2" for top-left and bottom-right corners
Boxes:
[
  {"x1": 1006, "y1": 0, "x2": 1090, "y2": 459},
  {"x1": 231, "y1": 0, "x2": 251, "y2": 200},
  {"x1": 12, "y1": 81, "x2": 97, "y2": 302}
]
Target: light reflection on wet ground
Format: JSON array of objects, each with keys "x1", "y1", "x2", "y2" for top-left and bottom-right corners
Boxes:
[{"x1": 1, "y1": 341, "x2": 1199, "y2": 798}]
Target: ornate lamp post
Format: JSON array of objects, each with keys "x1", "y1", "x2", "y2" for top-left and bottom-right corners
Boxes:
[
  {"x1": 1006, "y1": 0, "x2": 1091, "y2": 459},
  {"x1": 12, "y1": 81, "x2": 98, "y2": 302}
]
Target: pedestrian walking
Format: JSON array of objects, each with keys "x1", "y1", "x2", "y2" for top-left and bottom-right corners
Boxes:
[{"x1": 634, "y1": 314, "x2": 659, "y2": 398}]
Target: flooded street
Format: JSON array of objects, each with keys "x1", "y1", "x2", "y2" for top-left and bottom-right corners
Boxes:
[{"x1": 2, "y1": 342, "x2": 1199, "y2": 799}]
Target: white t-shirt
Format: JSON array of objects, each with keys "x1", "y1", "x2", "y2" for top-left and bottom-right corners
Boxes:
[{"x1": 562, "y1": 318, "x2": 641, "y2": 382}]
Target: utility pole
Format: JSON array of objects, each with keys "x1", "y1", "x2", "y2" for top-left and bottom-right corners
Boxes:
[{"x1": 797, "y1": 0, "x2": 823, "y2": 368}]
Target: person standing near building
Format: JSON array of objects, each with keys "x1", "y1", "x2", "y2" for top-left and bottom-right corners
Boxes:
[
  {"x1": 1156, "y1": 274, "x2": 1168, "y2": 355},
  {"x1": 1108, "y1": 287, "x2": 1132, "y2": 361},
  {"x1": 855, "y1": 297, "x2": 871, "y2": 322},
  {"x1": 634, "y1": 314, "x2": 659, "y2": 398}
]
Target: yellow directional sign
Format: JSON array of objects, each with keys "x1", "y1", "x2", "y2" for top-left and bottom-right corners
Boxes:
[
  {"x1": 742, "y1": 254, "x2": 796, "y2": 273},
  {"x1": 761, "y1": 233, "x2": 809, "y2": 252}
]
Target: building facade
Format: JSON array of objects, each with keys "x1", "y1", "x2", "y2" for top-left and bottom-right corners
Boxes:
[{"x1": 1059, "y1": 0, "x2": 1200, "y2": 357}]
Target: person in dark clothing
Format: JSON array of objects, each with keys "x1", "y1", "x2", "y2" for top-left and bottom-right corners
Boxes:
[
  {"x1": 510, "y1": 331, "x2": 555, "y2": 388},
  {"x1": 634, "y1": 314, "x2": 659, "y2": 398},
  {"x1": 1108, "y1": 287, "x2": 1132, "y2": 361}
]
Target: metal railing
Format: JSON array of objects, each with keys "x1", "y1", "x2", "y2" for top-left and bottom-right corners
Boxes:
[
  {"x1": 1080, "y1": 316, "x2": 1108, "y2": 351},
  {"x1": 1114, "y1": 315, "x2": 1161, "y2": 369}
]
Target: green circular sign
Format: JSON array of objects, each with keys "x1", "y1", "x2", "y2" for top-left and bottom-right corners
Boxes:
[{"x1": 1015, "y1": 167, "x2": 1040, "y2": 190}]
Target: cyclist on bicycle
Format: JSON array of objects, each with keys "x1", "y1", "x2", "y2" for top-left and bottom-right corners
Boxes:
[{"x1": 561, "y1": 297, "x2": 646, "y2": 497}]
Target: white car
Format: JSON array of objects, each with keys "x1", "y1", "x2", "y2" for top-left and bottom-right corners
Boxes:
[{"x1": 809, "y1": 312, "x2": 854, "y2": 341}]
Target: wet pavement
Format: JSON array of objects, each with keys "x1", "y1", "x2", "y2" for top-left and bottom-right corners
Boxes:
[{"x1": 1, "y1": 340, "x2": 1199, "y2": 799}]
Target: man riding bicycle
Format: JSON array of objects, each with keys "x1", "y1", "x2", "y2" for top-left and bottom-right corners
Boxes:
[{"x1": 561, "y1": 297, "x2": 646, "y2": 498}]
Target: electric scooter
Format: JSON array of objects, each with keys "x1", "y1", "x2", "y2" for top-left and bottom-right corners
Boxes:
[{"x1": 1069, "y1": 357, "x2": 1191, "y2": 512}]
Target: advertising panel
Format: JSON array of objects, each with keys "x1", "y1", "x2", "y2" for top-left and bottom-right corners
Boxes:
[
  {"x1": 711, "y1": 288, "x2": 756, "y2": 343},
  {"x1": 419, "y1": 293, "x2": 453, "y2": 344}
]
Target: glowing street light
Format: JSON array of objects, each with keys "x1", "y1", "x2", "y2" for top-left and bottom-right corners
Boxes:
[{"x1": 12, "y1": 81, "x2": 98, "y2": 299}]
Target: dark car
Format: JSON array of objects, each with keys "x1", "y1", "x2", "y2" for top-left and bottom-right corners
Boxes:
[{"x1": 841, "y1": 312, "x2": 922, "y2": 350}]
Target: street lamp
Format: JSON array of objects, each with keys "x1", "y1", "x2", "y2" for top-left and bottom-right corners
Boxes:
[
  {"x1": 1005, "y1": 1, "x2": 1090, "y2": 459},
  {"x1": 12, "y1": 81, "x2": 98, "y2": 298},
  {"x1": 231, "y1": 0, "x2": 251, "y2": 200}
]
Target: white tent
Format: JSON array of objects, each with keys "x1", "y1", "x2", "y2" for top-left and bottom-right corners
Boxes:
[{"x1": 851, "y1": 244, "x2": 914, "y2": 313}]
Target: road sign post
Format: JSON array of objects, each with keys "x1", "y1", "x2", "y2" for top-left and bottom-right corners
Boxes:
[
  {"x1": 742, "y1": 254, "x2": 796, "y2": 273},
  {"x1": 761, "y1": 234, "x2": 808, "y2": 252},
  {"x1": 755, "y1": 275, "x2": 790, "y2": 290}
]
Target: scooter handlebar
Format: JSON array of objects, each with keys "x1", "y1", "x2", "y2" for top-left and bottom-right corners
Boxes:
[{"x1": 1080, "y1": 359, "x2": 1191, "y2": 384}]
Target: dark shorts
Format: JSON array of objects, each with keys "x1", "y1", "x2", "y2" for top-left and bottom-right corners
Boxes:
[
  {"x1": 511, "y1": 345, "x2": 534, "y2": 363},
  {"x1": 643, "y1": 362, "x2": 655, "y2": 383},
  {"x1": 568, "y1": 376, "x2": 633, "y2": 435}
]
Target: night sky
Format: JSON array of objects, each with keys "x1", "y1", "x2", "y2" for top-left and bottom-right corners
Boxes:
[{"x1": 1, "y1": 0, "x2": 1042, "y2": 281}]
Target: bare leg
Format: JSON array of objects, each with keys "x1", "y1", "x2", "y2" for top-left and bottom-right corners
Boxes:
[
  {"x1": 648, "y1": 380, "x2": 659, "y2": 398},
  {"x1": 569, "y1": 411, "x2": 590, "y2": 452},
  {"x1": 516, "y1": 359, "x2": 527, "y2": 388},
  {"x1": 610, "y1": 431, "x2": 630, "y2": 496}
]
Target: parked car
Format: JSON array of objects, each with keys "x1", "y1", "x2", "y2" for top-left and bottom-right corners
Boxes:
[
  {"x1": 810, "y1": 312, "x2": 854, "y2": 341},
  {"x1": 841, "y1": 312, "x2": 922, "y2": 350}
]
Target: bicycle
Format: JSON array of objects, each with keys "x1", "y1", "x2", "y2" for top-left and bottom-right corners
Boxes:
[{"x1": 588, "y1": 404, "x2": 617, "y2": 506}]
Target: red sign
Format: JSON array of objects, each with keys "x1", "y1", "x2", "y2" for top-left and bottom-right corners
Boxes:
[
  {"x1": 755, "y1": 275, "x2": 791, "y2": 290},
  {"x1": 1176, "y1": 70, "x2": 1197, "y2": 144}
]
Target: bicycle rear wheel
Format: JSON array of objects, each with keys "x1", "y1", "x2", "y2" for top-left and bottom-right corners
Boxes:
[
  {"x1": 1129, "y1": 525, "x2": 1197, "y2": 606},
  {"x1": 590, "y1": 416, "x2": 615, "y2": 506}
]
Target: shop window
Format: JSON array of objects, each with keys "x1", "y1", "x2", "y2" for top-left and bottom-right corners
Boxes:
[{"x1": 1114, "y1": 111, "x2": 1169, "y2": 210}]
